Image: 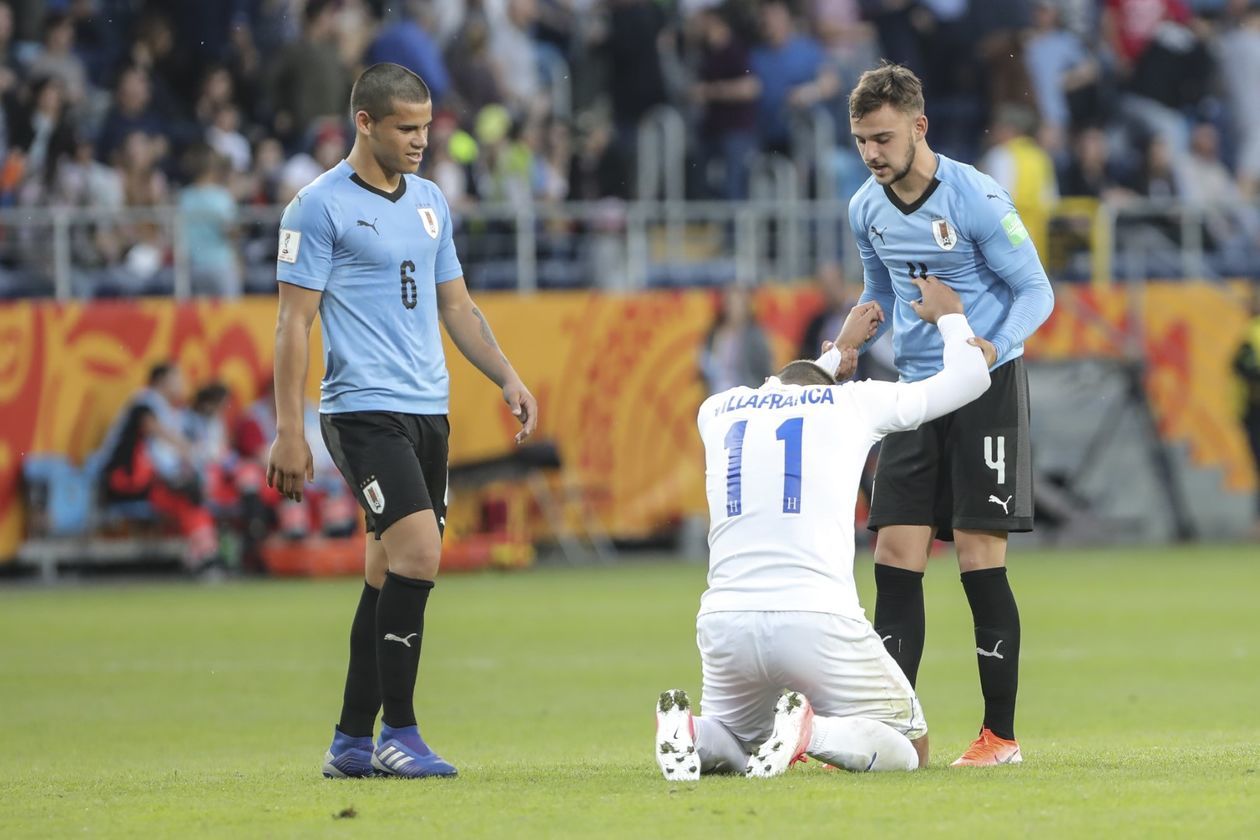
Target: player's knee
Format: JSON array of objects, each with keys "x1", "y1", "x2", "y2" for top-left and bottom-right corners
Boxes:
[
  {"x1": 387, "y1": 546, "x2": 440, "y2": 580},
  {"x1": 874, "y1": 539, "x2": 929, "y2": 572},
  {"x1": 954, "y1": 529, "x2": 1007, "y2": 572}
]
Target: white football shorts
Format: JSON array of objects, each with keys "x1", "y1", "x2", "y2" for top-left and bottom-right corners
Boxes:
[{"x1": 696, "y1": 610, "x2": 928, "y2": 747}]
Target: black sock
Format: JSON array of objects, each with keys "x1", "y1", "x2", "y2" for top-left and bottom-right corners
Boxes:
[
  {"x1": 960, "y1": 567, "x2": 1021, "y2": 741},
  {"x1": 873, "y1": 563, "x2": 926, "y2": 688},
  {"x1": 376, "y1": 570, "x2": 434, "y2": 729},
  {"x1": 336, "y1": 581, "x2": 381, "y2": 738}
]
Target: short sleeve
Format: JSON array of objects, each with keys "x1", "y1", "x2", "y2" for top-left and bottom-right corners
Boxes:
[
  {"x1": 276, "y1": 191, "x2": 337, "y2": 292},
  {"x1": 434, "y1": 190, "x2": 463, "y2": 284}
]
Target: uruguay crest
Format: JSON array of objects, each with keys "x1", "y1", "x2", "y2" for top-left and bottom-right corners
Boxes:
[
  {"x1": 362, "y1": 478, "x2": 385, "y2": 514},
  {"x1": 418, "y1": 207, "x2": 439, "y2": 239},
  {"x1": 931, "y1": 218, "x2": 957, "y2": 251}
]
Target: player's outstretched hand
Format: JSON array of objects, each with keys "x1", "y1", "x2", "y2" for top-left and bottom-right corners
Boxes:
[
  {"x1": 834, "y1": 301, "x2": 884, "y2": 350},
  {"x1": 968, "y1": 336, "x2": 998, "y2": 367},
  {"x1": 504, "y1": 379, "x2": 539, "y2": 445},
  {"x1": 267, "y1": 432, "x2": 314, "y2": 502},
  {"x1": 909, "y1": 275, "x2": 963, "y2": 325}
]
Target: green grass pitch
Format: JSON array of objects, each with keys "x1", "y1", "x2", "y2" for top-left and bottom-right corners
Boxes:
[{"x1": 2, "y1": 545, "x2": 1257, "y2": 838}]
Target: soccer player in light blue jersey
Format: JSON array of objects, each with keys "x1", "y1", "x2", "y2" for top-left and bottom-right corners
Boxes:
[
  {"x1": 266, "y1": 63, "x2": 538, "y2": 779},
  {"x1": 843, "y1": 63, "x2": 1055, "y2": 766}
]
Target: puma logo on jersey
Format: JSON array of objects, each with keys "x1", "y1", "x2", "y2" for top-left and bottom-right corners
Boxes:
[
  {"x1": 869, "y1": 224, "x2": 887, "y2": 245},
  {"x1": 988, "y1": 494, "x2": 1012, "y2": 514},
  {"x1": 977, "y1": 640, "x2": 1004, "y2": 659},
  {"x1": 356, "y1": 218, "x2": 379, "y2": 235},
  {"x1": 384, "y1": 632, "x2": 418, "y2": 647}
]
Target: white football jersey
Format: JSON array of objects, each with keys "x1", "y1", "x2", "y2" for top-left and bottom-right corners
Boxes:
[{"x1": 697, "y1": 377, "x2": 932, "y2": 618}]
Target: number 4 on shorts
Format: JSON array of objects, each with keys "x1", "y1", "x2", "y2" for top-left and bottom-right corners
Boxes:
[{"x1": 984, "y1": 435, "x2": 1006, "y2": 485}]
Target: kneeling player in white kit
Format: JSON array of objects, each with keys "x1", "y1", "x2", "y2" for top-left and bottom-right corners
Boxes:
[{"x1": 656, "y1": 276, "x2": 991, "y2": 779}]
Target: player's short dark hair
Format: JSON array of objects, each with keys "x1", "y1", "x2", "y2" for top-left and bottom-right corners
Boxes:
[
  {"x1": 849, "y1": 61, "x2": 924, "y2": 119},
  {"x1": 350, "y1": 63, "x2": 431, "y2": 122},
  {"x1": 148, "y1": 362, "x2": 175, "y2": 387},
  {"x1": 776, "y1": 360, "x2": 837, "y2": 386}
]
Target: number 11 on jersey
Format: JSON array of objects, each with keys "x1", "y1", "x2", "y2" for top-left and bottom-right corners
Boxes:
[{"x1": 723, "y1": 417, "x2": 804, "y2": 518}]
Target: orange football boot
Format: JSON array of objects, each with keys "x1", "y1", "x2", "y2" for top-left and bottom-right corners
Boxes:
[{"x1": 950, "y1": 728, "x2": 1022, "y2": 767}]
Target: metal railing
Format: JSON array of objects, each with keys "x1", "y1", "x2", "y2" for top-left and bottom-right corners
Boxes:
[{"x1": 0, "y1": 197, "x2": 1257, "y2": 300}]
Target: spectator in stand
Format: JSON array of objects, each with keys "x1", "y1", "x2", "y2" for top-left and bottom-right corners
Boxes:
[
  {"x1": 265, "y1": 0, "x2": 352, "y2": 148},
  {"x1": 445, "y1": 0, "x2": 503, "y2": 122},
  {"x1": 979, "y1": 104, "x2": 1059, "y2": 262},
  {"x1": 1023, "y1": 0, "x2": 1102, "y2": 160},
  {"x1": 490, "y1": 0, "x2": 547, "y2": 116},
  {"x1": 699, "y1": 285, "x2": 774, "y2": 395},
  {"x1": 569, "y1": 109, "x2": 624, "y2": 200},
  {"x1": 6, "y1": 76, "x2": 75, "y2": 205},
  {"x1": 1059, "y1": 126, "x2": 1132, "y2": 200},
  {"x1": 692, "y1": 4, "x2": 761, "y2": 201},
  {"x1": 193, "y1": 64, "x2": 236, "y2": 127},
  {"x1": 365, "y1": 0, "x2": 451, "y2": 105},
  {"x1": 859, "y1": 0, "x2": 926, "y2": 73},
  {"x1": 604, "y1": 0, "x2": 669, "y2": 150},
  {"x1": 1180, "y1": 122, "x2": 1259, "y2": 266},
  {"x1": 1218, "y1": 2, "x2": 1260, "y2": 200},
  {"x1": 243, "y1": 136, "x2": 286, "y2": 205},
  {"x1": 207, "y1": 103, "x2": 251, "y2": 175},
  {"x1": 750, "y1": 0, "x2": 839, "y2": 155},
  {"x1": 96, "y1": 65, "x2": 167, "y2": 165},
  {"x1": 0, "y1": 2, "x2": 18, "y2": 109},
  {"x1": 1104, "y1": 0, "x2": 1211, "y2": 152},
  {"x1": 1133, "y1": 134, "x2": 1183, "y2": 200},
  {"x1": 112, "y1": 129, "x2": 170, "y2": 292},
  {"x1": 26, "y1": 11, "x2": 88, "y2": 107},
  {"x1": 276, "y1": 118, "x2": 347, "y2": 204},
  {"x1": 178, "y1": 143, "x2": 240, "y2": 297},
  {"x1": 127, "y1": 9, "x2": 189, "y2": 124},
  {"x1": 427, "y1": 111, "x2": 472, "y2": 211},
  {"x1": 812, "y1": 0, "x2": 880, "y2": 91},
  {"x1": 539, "y1": 117, "x2": 572, "y2": 203}
]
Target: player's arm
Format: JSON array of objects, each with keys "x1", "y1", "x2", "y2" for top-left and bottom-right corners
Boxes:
[
  {"x1": 436, "y1": 277, "x2": 538, "y2": 444},
  {"x1": 849, "y1": 199, "x2": 896, "y2": 349},
  {"x1": 970, "y1": 191, "x2": 1055, "y2": 365},
  {"x1": 266, "y1": 192, "x2": 335, "y2": 501},
  {"x1": 855, "y1": 277, "x2": 991, "y2": 436},
  {"x1": 268, "y1": 282, "x2": 320, "y2": 500}
]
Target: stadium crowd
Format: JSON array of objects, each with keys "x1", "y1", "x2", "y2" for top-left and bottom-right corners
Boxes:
[{"x1": 0, "y1": 0, "x2": 1257, "y2": 295}]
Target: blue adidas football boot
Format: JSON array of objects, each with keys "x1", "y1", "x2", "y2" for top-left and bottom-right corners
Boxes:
[{"x1": 372, "y1": 724, "x2": 458, "y2": 778}]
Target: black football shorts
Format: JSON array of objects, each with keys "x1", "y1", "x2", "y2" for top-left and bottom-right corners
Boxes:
[
  {"x1": 320, "y1": 411, "x2": 449, "y2": 540},
  {"x1": 868, "y1": 358, "x2": 1033, "y2": 541}
]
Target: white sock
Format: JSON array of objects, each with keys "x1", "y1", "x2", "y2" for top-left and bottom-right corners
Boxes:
[
  {"x1": 807, "y1": 716, "x2": 919, "y2": 772},
  {"x1": 694, "y1": 716, "x2": 749, "y2": 774}
]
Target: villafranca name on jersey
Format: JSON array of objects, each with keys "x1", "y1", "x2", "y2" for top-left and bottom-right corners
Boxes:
[{"x1": 712, "y1": 387, "x2": 836, "y2": 417}]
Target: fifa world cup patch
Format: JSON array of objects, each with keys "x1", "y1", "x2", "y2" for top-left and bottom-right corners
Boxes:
[
  {"x1": 931, "y1": 217, "x2": 957, "y2": 251},
  {"x1": 418, "y1": 207, "x2": 439, "y2": 239},
  {"x1": 1001, "y1": 211, "x2": 1029, "y2": 247},
  {"x1": 277, "y1": 228, "x2": 301, "y2": 263},
  {"x1": 361, "y1": 477, "x2": 386, "y2": 514}
]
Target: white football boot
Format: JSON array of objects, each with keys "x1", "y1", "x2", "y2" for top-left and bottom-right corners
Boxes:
[{"x1": 654, "y1": 689, "x2": 700, "y2": 781}]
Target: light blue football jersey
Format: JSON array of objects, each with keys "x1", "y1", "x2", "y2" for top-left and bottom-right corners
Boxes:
[
  {"x1": 849, "y1": 153, "x2": 1054, "y2": 382},
  {"x1": 276, "y1": 160, "x2": 463, "y2": 414}
]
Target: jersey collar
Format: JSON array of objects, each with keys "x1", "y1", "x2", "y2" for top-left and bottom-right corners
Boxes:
[
  {"x1": 348, "y1": 170, "x2": 408, "y2": 203},
  {"x1": 882, "y1": 177, "x2": 940, "y2": 216}
]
